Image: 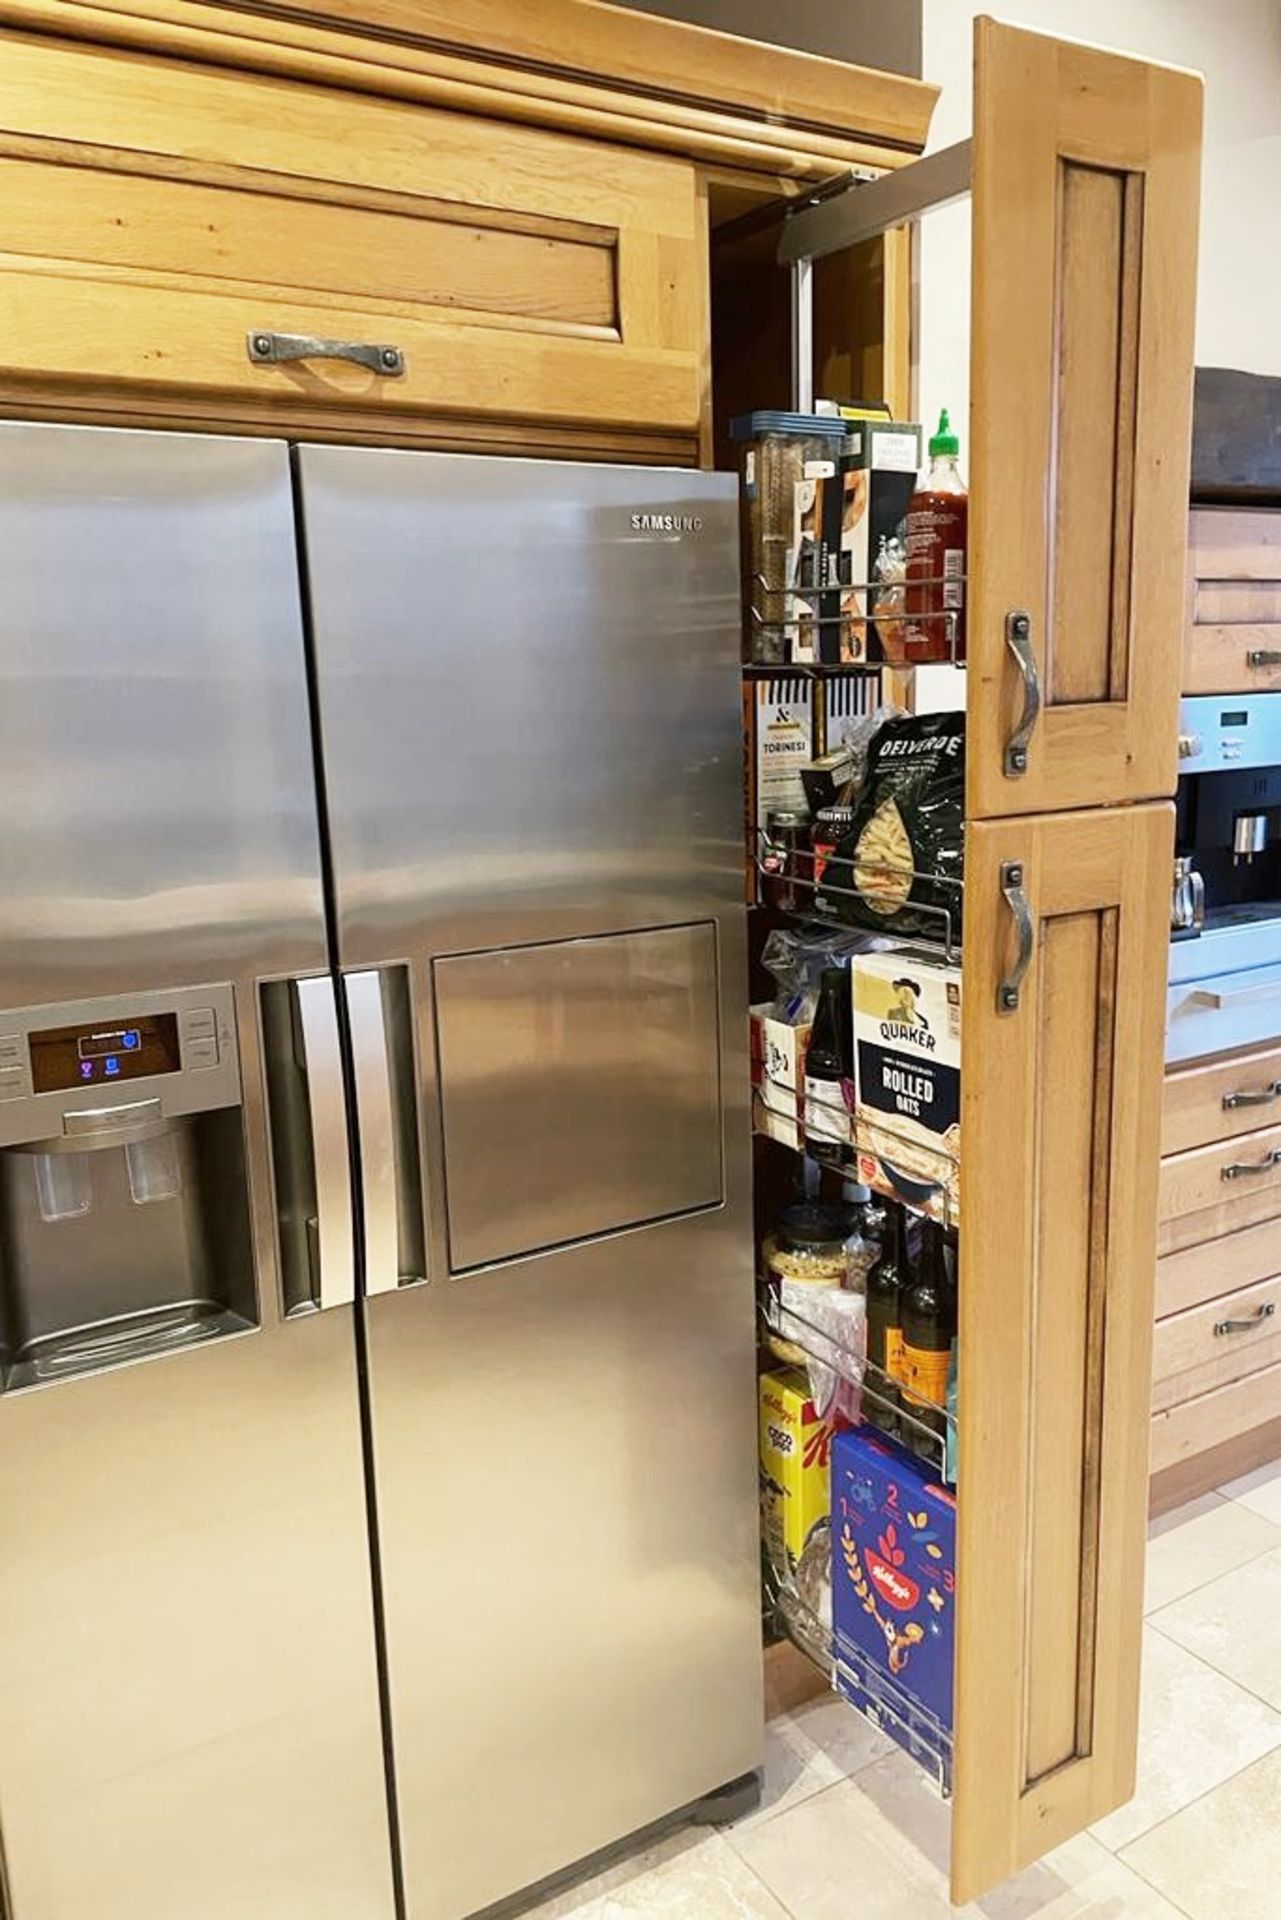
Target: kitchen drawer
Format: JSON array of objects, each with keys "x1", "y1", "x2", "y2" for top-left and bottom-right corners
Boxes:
[
  {"x1": 1157, "y1": 1216, "x2": 1281, "y2": 1318},
  {"x1": 1151, "y1": 1357, "x2": 1281, "y2": 1474},
  {"x1": 0, "y1": 33, "x2": 704, "y2": 450},
  {"x1": 1162, "y1": 1044, "x2": 1281, "y2": 1155},
  {"x1": 1185, "y1": 507, "x2": 1281, "y2": 693},
  {"x1": 1152, "y1": 1275, "x2": 1281, "y2": 1413},
  {"x1": 1158, "y1": 1176, "x2": 1281, "y2": 1256},
  {"x1": 1158, "y1": 1120, "x2": 1281, "y2": 1225}
]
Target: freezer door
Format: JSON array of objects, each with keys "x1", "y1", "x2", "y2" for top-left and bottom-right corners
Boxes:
[
  {"x1": 298, "y1": 447, "x2": 760, "y2": 1920},
  {"x1": 0, "y1": 424, "x2": 394, "y2": 1920}
]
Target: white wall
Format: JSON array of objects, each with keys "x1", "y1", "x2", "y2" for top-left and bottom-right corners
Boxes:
[{"x1": 918, "y1": 0, "x2": 1281, "y2": 447}]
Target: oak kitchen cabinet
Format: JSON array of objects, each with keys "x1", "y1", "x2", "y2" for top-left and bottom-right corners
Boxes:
[{"x1": 0, "y1": 3, "x2": 1201, "y2": 1912}]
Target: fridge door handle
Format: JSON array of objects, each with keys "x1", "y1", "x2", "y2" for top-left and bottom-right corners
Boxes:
[
  {"x1": 295, "y1": 976, "x2": 356, "y2": 1311},
  {"x1": 345, "y1": 970, "x2": 400, "y2": 1298}
]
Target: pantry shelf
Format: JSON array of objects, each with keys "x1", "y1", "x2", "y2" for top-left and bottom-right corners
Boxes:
[
  {"x1": 758, "y1": 1295, "x2": 956, "y2": 1482},
  {"x1": 752, "y1": 835, "x2": 964, "y2": 958},
  {"x1": 763, "y1": 1553, "x2": 955, "y2": 1798},
  {"x1": 753, "y1": 1070, "x2": 960, "y2": 1229},
  {"x1": 747, "y1": 570, "x2": 967, "y2": 670}
]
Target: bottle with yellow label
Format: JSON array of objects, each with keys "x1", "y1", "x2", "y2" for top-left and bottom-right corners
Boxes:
[{"x1": 899, "y1": 1219, "x2": 955, "y2": 1463}]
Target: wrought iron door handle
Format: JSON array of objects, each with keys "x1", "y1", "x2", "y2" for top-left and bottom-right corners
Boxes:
[
  {"x1": 247, "y1": 331, "x2": 406, "y2": 376},
  {"x1": 1247, "y1": 649, "x2": 1281, "y2": 668},
  {"x1": 1223, "y1": 1081, "x2": 1281, "y2": 1110},
  {"x1": 997, "y1": 861, "x2": 1033, "y2": 1015},
  {"x1": 1215, "y1": 1301, "x2": 1277, "y2": 1336},
  {"x1": 1004, "y1": 610, "x2": 1041, "y2": 777},
  {"x1": 1221, "y1": 1150, "x2": 1281, "y2": 1180}
]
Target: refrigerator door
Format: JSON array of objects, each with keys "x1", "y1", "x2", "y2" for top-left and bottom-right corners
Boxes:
[
  {"x1": 0, "y1": 424, "x2": 395, "y2": 1920},
  {"x1": 298, "y1": 447, "x2": 760, "y2": 1920}
]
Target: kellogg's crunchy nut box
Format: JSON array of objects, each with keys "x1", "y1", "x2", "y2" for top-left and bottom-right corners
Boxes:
[{"x1": 851, "y1": 947, "x2": 960, "y2": 1225}]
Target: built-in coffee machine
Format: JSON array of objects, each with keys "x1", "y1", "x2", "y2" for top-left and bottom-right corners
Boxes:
[{"x1": 1169, "y1": 695, "x2": 1281, "y2": 1061}]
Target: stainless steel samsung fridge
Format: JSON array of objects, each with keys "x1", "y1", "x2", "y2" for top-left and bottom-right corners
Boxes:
[{"x1": 0, "y1": 422, "x2": 760, "y2": 1920}]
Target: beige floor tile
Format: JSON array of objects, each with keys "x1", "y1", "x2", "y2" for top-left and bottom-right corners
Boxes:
[
  {"x1": 733, "y1": 1753, "x2": 1188, "y2": 1920},
  {"x1": 1090, "y1": 1626, "x2": 1281, "y2": 1851},
  {"x1": 728, "y1": 1770, "x2": 957, "y2": 1920},
  {"x1": 1149, "y1": 1544, "x2": 1281, "y2": 1710},
  {"x1": 1220, "y1": 1457, "x2": 1281, "y2": 1525},
  {"x1": 1144, "y1": 1493, "x2": 1281, "y2": 1612},
  {"x1": 518, "y1": 1828, "x2": 790, "y2": 1920},
  {"x1": 1121, "y1": 1745, "x2": 1281, "y2": 1920},
  {"x1": 721, "y1": 1711, "x2": 845, "y2": 1836}
]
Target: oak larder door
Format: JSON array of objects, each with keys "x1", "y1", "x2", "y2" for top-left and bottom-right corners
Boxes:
[
  {"x1": 951, "y1": 805, "x2": 1172, "y2": 1902},
  {"x1": 968, "y1": 20, "x2": 1202, "y2": 818}
]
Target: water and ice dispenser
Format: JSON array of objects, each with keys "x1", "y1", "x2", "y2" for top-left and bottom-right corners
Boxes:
[{"x1": 0, "y1": 984, "x2": 255, "y2": 1387}]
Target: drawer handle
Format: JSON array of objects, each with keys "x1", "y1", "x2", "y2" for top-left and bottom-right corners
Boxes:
[
  {"x1": 1003, "y1": 611, "x2": 1041, "y2": 777},
  {"x1": 247, "y1": 331, "x2": 405, "y2": 377},
  {"x1": 1215, "y1": 1300, "x2": 1277, "y2": 1336},
  {"x1": 1248, "y1": 649, "x2": 1281, "y2": 668},
  {"x1": 1224, "y1": 1080, "x2": 1281, "y2": 1110},
  {"x1": 1221, "y1": 1150, "x2": 1281, "y2": 1180}
]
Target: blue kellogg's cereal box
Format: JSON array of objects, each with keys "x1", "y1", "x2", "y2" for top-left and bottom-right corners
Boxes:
[{"x1": 830, "y1": 1427, "x2": 956, "y2": 1786}]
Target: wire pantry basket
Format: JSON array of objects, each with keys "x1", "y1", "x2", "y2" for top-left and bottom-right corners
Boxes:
[{"x1": 754, "y1": 833, "x2": 964, "y2": 960}]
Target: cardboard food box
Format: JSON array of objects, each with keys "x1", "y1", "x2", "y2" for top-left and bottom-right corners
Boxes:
[
  {"x1": 851, "y1": 947, "x2": 961, "y2": 1225},
  {"x1": 830, "y1": 1427, "x2": 956, "y2": 1783},
  {"x1": 750, "y1": 1004, "x2": 811, "y2": 1151},
  {"x1": 743, "y1": 676, "x2": 814, "y2": 902},
  {"x1": 759, "y1": 1366, "x2": 840, "y2": 1580},
  {"x1": 835, "y1": 423, "x2": 922, "y2": 664}
]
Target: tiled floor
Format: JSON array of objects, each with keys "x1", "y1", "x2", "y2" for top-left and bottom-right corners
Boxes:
[{"x1": 520, "y1": 1459, "x2": 1281, "y2": 1918}]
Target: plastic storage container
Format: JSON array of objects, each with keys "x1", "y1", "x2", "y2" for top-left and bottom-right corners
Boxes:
[{"x1": 732, "y1": 412, "x2": 853, "y2": 665}]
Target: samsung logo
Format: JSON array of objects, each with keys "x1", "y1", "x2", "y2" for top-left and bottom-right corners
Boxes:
[{"x1": 631, "y1": 512, "x2": 704, "y2": 535}]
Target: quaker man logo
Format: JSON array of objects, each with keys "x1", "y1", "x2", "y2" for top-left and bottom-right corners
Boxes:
[
  {"x1": 630, "y1": 511, "x2": 704, "y2": 535},
  {"x1": 880, "y1": 977, "x2": 936, "y2": 1052}
]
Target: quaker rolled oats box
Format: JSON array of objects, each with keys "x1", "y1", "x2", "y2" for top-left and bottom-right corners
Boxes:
[{"x1": 851, "y1": 946, "x2": 961, "y2": 1225}]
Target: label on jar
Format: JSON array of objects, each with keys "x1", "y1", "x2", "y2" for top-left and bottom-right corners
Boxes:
[
  {"x1": 804, "y1": 1074, "x2": 849, "y2": 1145},
  {"x1": 899, "y1": 1341, "x2": 950, "y2": 1408},
  {"x1": 884, "y1": 1326, "x2": 906, "y2": 1386},
  {"x1": 874, "y1": 431, "x2": 922, "y2": 473}
]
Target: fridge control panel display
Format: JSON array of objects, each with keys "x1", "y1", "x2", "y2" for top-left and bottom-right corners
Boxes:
[{"x1": 30, "y1": 1013, "x2": 181, "y2": 1092}]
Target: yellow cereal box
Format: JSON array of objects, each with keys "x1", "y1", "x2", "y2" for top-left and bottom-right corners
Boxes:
[{"x1": 759, "y1": 1367, "x2": 839, "y2": 1578}]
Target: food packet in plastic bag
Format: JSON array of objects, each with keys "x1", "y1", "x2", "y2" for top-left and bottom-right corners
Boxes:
[
  {"x1": 777, "y1": 1279, "x2": 865, "y2": 1424},
  {"x1": 819, "y1": 711, "x2": 965, "y2": 939}
]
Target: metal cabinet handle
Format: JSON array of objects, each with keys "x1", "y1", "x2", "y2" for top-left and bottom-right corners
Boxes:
[
  {"x1": 1004, "y1": 610, "x2": 1041, "y2": 777},
  {"x1": 294, "y1": 977, "x2": 355, "y2": 1311},
  {"x1": 997, "y1": 860, "x2": 1033, "y2": 1015},
  {"x1": 344, "y1": 970, "x2": 400, "y2": 1299},
  {"x1": 247, "y1": 330, "x2": 405, "y2": 376},
  {"x1": 1248, "y1": 649, "x2": 1281, "y2": 668},
  {"x1": 1221, "y1": 1149, "x2": 1281, "y2": 1181},
  {"x1": 1215, "y1": 1300, "x2": 1277, "y2": 1336},
  {"x1": 1223, "y1": 1081, "x2": 1281, "y2": 1110}
]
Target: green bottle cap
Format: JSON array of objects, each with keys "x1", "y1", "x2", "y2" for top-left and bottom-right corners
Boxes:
[{"x1": 929, "y1": 407, "x2": 959, "y2": 457}]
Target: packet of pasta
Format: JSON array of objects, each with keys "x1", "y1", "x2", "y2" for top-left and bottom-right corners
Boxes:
[
  {"x1": 817, "y1": 712, "x2": 964, "y2": 940},
  {"x1": 852, "y1": 947, "x2": 961, "y2": 1226}
]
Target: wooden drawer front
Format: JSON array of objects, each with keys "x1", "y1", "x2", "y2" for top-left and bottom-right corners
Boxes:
[
  {"x1": 0, "y1": 34, "x2": 703, "y2": 447},
  {"x1": 1163, "y1": 1045, "x2": 1281, "y2": 1155},
  {"x1": 1159, "y1": 1121, "x2": 1281, "y2": 1225},
  {"x1": 1151, "y1": 1357, "x2": 1281, "y2": 1473},
  {"x1": 1152, "y1": 1276, "x2": 1281, "y2": 1412},
  {"x1": 1186, "y1": 507, "x2": 1281, "y2": 693},
  {"x1": 1157, "y1": 1216, "x2": 1281, "y2": 1318},
  {"x1": 1158, "y1": 1176, "x2": 1281, "y2": 1257}
]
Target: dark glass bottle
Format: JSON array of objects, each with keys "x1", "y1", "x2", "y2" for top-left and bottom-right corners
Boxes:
[
  {"x1": 899, "y1": 1220, "x2": 956, "y2": 1463},
  {"x1": 863, "y1": 1201, "x2": 904, "y2": 1439},
  {"x1": 803, "y1": 967, "x2": 852, "y2": 1166}
]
